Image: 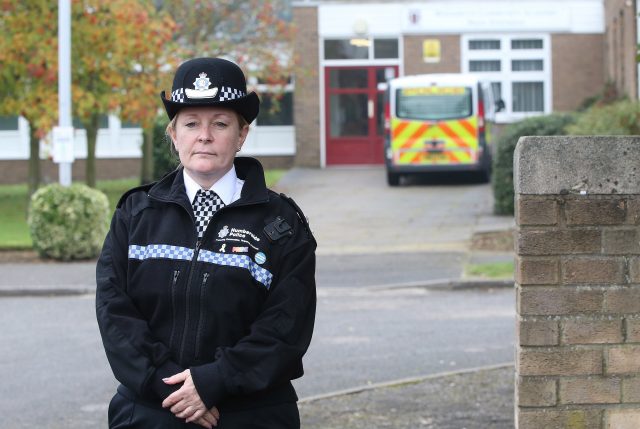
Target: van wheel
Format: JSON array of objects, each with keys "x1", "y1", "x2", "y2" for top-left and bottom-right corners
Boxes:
[
  {"x1": 387, "y1": 171, "x2": 400, "y2": 186},
  {"x1": 477, "y1": 166, "x2": 491, "y2": 183}
]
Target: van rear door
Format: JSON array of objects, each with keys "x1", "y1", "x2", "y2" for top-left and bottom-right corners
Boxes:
[{"x1": 390, "y1": 86, "x2": 480, "y2": 167}]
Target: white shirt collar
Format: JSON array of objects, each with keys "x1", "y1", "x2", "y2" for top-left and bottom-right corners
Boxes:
[{"x1": 183, "y1": 166, "x2": 243, "y2": 206}]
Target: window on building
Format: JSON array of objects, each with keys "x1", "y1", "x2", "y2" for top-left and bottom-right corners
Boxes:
[
  {"x1": 469, "y1": 40, "x2": 500, "y2": 50},
  {"x1": 463, "y1": 34, "x2": 549, "y2": 120},
  {"x1": 256, "y1": 92, "x2": 293, "y2": 126},
  {"x1": 324, "y1": 38, "x2": 399, "y2": 60},
  {"x1": 374, "y1": 38, "x2": 399, "y2": 59},
  {"x1": 512, "y1": 60, "x2": 543, "y2": 72},
  {"x1": 512, "y1": 82, "x2": 544, "y2": 112},
  {"x1": 512, "y1": 39, "x2": 543, "y2": 49},
  {"x1": 0, "y1": 116, "x2": 19, "y2": 130},
  {"x1": 491, "y1": 82, "x2": 502, "y2": 102},
  {"x1": 324, "y1": 39, "x2": 368, "y2": 60},
  {"x1": 469, "y1": 60, "x2": 501, "y2": 72}
]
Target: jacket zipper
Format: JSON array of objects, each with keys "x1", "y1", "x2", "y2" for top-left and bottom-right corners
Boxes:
[
  {"x1": 194, "y1": 272, "x2": 210, "y2": 360},
  {"x1": 178, "y1": 240, "x2": 201, "y2": 364},
  {"x1": 147, "y1": 192, "x2": 266, "y2": 364},
  {"x1": 168, "y1": 269, "x2": 181, "y2": 350}
]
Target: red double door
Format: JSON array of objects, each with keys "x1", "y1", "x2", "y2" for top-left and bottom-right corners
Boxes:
[{"x1": 325, "y1": 65, "x2": 398, "y2": 165}]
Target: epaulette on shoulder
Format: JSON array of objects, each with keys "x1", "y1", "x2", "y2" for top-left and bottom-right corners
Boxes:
[
  {"x1": 279, "y1": 192, "x2": 314, "y2": 240},
  {"x1": 117, "y1": 182, "x2": 155, "y2": 208}
]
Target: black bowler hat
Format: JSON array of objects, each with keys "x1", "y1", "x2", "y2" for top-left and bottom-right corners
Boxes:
[{"x1": 161, "y1": 57, "x2": 260, "y2": 124}]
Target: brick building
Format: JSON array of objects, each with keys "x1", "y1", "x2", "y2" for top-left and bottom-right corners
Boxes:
[
  {"x1": 292, "y1": 0, "x2": 638, "y2": 167},
  {"x1": 0, "y1": 0, "x2": 637, "y2": 182}
]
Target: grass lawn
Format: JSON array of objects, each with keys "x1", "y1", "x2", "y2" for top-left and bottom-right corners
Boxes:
[
  {"x1": 0, "y1": 169, "x2": 287, "y2": 250},
  {"x1": 464, "y1": 261, "x2": 514, "y2": 279}
]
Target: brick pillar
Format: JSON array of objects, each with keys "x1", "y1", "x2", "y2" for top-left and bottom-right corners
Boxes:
[
  {"x1": 292, "y1": 4, "x2": 321, "y2": 167},
  {"x1": 515, "y1": 136, "x2": 640, "y2": 429}
]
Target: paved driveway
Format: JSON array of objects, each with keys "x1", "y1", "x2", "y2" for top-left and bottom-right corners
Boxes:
[{"x1": 275, "y1": 167, "x2": 511, "y2": 255}]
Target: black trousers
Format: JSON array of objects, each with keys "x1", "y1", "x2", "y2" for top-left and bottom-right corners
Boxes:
[{"x1": 108, "y1": 390, "x2": 300, "y2": 429}]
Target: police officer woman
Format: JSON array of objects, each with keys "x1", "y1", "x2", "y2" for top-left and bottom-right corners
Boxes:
[{"x1": 96, "y1": 58, "x2": 316, "y2": 429}]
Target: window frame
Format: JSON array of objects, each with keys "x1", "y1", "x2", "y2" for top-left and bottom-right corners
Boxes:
[
  {"x1": 254, "y1": 82, "x2": 295, "y2": 127},
  {"x1": 322, "y1": 37, "x2": 400, "y2": 65},
  {"x1": 461, "y1": 33, "x2": 551, "y2": 123}
]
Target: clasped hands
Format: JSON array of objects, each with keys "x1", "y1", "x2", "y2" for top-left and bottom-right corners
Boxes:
[{"x1": 162, "y1": 369, "x2": 219, "y2": 428}]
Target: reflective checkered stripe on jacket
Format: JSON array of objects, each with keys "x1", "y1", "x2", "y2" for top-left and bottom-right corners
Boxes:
[
  {"x1": 390, "y1": 117, "x2": 479, "y2": 165},
  {"x1": 128, "y1": 244, "x2": 273, "y2": 289}
]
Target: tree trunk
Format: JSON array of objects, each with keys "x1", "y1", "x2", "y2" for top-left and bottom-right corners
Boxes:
[
  {"x1": 27, "y1": 122, "x2": 40, "y2": 197},
  {"x1": 141, "y1": 124, "x2": 154, "y2": 184},
  {"x1": 85, "y1": 114, "x2": 99, "y2": 188}
]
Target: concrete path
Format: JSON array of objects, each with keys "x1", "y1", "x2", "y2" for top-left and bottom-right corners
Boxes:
[{"x1": 275, "y1": 167, "x2": 513, "y2": 255}]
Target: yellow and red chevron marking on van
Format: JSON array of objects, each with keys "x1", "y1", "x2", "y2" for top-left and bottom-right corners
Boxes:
[{"x1": 391, "y1": 117, "x2": 479, "y2": 165}]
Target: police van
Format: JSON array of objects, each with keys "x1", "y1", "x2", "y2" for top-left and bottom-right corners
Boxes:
[{"x1": 383, "y1": 73, "x2": 503, "y2": 186}]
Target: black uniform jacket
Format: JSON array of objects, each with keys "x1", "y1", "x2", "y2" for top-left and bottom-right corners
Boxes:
[{"x1": 96, "y1": 157, "x2": 316, "y2": 412}]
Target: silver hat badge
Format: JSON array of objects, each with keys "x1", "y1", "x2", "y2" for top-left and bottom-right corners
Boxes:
[{"x1": 185, "y1": 72, "x2": 218, "y2": 99}]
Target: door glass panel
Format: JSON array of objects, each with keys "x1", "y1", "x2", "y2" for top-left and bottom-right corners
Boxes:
[
  {"x1": 329, "y1": 69, "x2": 368, "y2": 89},
  {"x1": 375, "y1": 67, "x2": 396, "y2": 85},
  {"x1": 329, "y1": 94, "x2": 369, "y2": 137},
  {"x1": 376, "y1": 93, "x2": 384, "y2": 137}
]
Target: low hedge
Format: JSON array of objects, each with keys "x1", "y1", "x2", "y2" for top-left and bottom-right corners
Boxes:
[
  {"x1": 28, "y1": 184, "x2": 109, "y2": 260},
  {"x1": 566, "y1": 99, "x2": 640, "y2": 135},
  {"x1": 492, "y1": 113, "x2": 575, "y2": 215}
]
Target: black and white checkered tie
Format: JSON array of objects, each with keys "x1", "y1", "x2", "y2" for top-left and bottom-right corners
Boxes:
[{"x1": 192, "y1": 189, "x2": 224, "y2": 239}]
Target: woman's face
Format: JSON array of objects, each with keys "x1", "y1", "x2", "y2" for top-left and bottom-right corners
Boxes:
[{"x1": 169, "y1": 106, "x2": 249, "y2": 184}]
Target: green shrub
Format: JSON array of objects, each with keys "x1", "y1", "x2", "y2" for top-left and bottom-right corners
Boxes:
[
  {"x1": 28, "y1": 184, "x2": 110, "y2": 260},
  {"x1": 151, "y1": 114, "x2": 179, "y2": 180},
  {"x1": 566, "y1": 100, "x2": 640, "y2": 135},
  {"x1": 493, "y1": 114, "x2": 575, "y2": 215}
]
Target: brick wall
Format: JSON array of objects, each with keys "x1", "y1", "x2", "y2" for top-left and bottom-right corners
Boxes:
[
  {"x1": 0, "y1": 158, "x2": 141, "y2": 184},
  {"x1": 515, "y1": 136, "x2": 640, "y2": 428},
  {"x1": 551, "y1": 34, "x2": 605, "y2": 111},
  {"x1": 292, "y1": 5, "x2": 321, "y2": 167},
  {"x1": 403, "y1": 35, "x2": 461, "y2": 76}
]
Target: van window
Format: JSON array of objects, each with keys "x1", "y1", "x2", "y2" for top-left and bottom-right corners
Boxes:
[{"x1": 396, "y1": 87, "x2": 472, "y2": 121}]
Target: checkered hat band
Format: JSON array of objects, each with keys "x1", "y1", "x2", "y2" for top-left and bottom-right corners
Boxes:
[
  {"x1": 127, "y1": 245, "x2": 273, "y2": 289},
  {"x1": 171, "y1": 88, "x2": 185, "y2": 103},
  {"x1": 171, "y1": 86, "x2": 245, "y2": 103},
  {"x1": 198, "y1": 250, "x2": 273, "y2": 289},
  {"x1": 128, "y1": 244, "x2": 194, "y2": 261},
  {"x1": 218, "y1": 86, "x2": 245, "y2": 101}
]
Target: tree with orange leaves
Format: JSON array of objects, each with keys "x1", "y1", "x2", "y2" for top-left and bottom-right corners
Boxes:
[
  {"x1": 114, "y1": 6, "x2": 176, "y2": 184},
  {"x1": 159, "y1": 0, "x2": 295, "y2": 108},
  {"x1": 0, "y1": 1, "x2": 58, "y2": 196},
  {"x1": 0, "y1": 0, "x2": 177, "y2": 189},
  {"x1": 72, "y1": 0, "x2": 176, "y2": 187}
]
